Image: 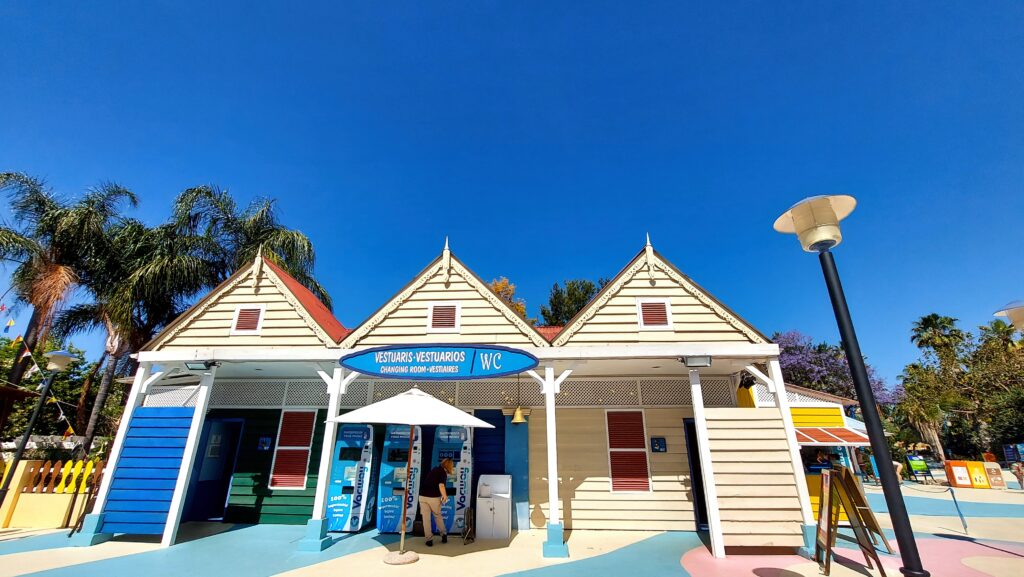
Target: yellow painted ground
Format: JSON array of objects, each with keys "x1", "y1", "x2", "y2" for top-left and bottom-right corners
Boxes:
[
  {"x1": 0, "y1": 540, "x2": 157, "y2": 577},
  {"x1": 282, "y1": 530, "x2": 658, "y2": 577}
]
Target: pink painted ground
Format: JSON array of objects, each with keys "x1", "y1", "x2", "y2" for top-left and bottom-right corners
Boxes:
[{"x1": 680, "y1": 536, "x2": 1024, "y2": 577}]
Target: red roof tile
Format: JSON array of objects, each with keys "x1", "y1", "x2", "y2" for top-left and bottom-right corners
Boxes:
[
  {"x1": 535, "y1": 326, "x2": 563, "y2": 342},
  {"x1": 261, "y1": 257, "x2": 350, "y2": 343},
  {"x1": 796, "y1": 426, "x2": 870, "y2": 446}
]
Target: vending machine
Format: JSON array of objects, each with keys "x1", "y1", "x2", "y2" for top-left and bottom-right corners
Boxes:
[
  {"x1": 430, "y1": 425, "x2": 474, "y2": 534},
  {"x1": 326, "y1": 424, "x2": 379, "y2": 532},
  {"x1": 376, "y1": 425, "x2": 422, "y2": 533}
]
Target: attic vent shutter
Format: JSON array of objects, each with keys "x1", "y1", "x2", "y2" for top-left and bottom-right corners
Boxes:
[
  {"x1": 606, "y1": 411, "x2": 651, "y2": 492},
  {"x1": 431, "y1": 304, "x2": 458, "y2": 329},
  {"x1": 640, "y1": 302, "x2": 669, "y2": 327},
  {"x1": 234, "y1": 308, "x2": 263, "y2": 331},
  {"x1": 270, "y1": 411, "x2": 315, "y2": 489}
]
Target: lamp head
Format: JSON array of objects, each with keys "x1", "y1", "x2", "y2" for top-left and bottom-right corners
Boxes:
[
  {"x1": 773, "y1": 195, "x2": 857, "y2": 252},
  {"x1": 995, "y1": 300, "x2": 1024, "y2": 331},
  {"x1": 43, "y1": 350, "x2": 78, "y2": 372}
]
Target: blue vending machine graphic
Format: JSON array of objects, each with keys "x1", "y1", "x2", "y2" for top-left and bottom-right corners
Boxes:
[
  {"x1": 376, "y1": 425, "x2": 423, "y2": 533},
  {"x1": 326, "y1": 424, "x2": 379, "y2": 532},
  {"x1": 431, "y1": 425, "x2": 474, "y2": 534}
]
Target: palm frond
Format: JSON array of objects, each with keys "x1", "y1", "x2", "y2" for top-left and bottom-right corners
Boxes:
[{"x1": 51, "y1": 303, "x2": 106, "y2": 341}]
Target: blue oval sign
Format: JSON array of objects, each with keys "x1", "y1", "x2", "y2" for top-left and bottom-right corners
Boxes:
[{"x1": 340, "y1": 344, "x2": 538, "y2": 380}]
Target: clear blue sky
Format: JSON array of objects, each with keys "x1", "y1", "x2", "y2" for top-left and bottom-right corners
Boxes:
[{"x1": 2, "y1": 2, "x2": 1022, "y2": 387}]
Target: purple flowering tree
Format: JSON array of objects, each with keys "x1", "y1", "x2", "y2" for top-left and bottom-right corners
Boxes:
[{"x1": 773, "y1": 330, "x2": 893, "y2": 404}]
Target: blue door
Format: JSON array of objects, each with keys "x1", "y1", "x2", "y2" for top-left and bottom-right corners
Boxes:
[
  {"x1": 184, "y1": 419, "x2": 243, "y2": 521},
  {"x1": 472, "y1": 409, "x2": 506, "y2": 501}
]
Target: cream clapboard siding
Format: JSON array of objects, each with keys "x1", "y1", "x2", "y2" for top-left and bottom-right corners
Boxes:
[
  {"x1": 157, "y1": 271, "x2": 327, "y2": 349},
  {"x1": 528, "y1": 408, "x2": 696, "y2": 531},
  {"x1": 354, "y1": 269, "x2": 536, "y2": 346},
  {"x1": 562, "y1": 267, "x2": 752, "y2": 345},
  {"x1": 705, "y1": 407, "x2": 805, "y2": 548}
]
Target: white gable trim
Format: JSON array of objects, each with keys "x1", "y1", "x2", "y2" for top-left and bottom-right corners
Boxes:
[
  {"x1": 149, "y1": 260, "x2": 337, "y2": 350},
  {"x1": 554, "y1": 250, "x2": 767, "y2": 346},
  {"x1": 341, "y1": 255, "x2": 549, "y2": 348}
]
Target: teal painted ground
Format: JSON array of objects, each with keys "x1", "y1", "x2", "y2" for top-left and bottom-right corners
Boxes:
[
  {"x1": 865, "y1": 489, "x2": 1024, "y2": 518},
  {"x1": 0, "y1": 531, "x2": 82, "y2": 556},
  {"x1": 14, "y1": 525, "x2": 397, "y2": 577},
  {"x1": 500, "y1": 532, "x2": 701, "y2": 577}
]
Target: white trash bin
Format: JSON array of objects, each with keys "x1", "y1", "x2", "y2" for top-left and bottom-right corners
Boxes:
[{"x1": 475, "y1": 474, "x2": 511, "y2": 539}]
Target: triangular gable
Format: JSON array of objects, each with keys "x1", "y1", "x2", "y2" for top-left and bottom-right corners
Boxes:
[
  {"x1": 147, "y1": 256, "x2": 345, "y2": 350},
  {"x1": 341, "y1": 248, "x2": 549, "y2": 348},
  {"x1": 553, "y1": 244, "x2": 768, "y2": 346}
]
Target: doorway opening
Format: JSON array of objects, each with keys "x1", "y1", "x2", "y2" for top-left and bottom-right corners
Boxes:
[
  {"x1": 683, "y1": 418, "x2": 709, "y2": 531},
  {"x1": 184, "y1": 418, "x2": 244, "y2": 522}
]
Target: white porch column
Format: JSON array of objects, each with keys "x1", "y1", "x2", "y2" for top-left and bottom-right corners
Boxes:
[
  {"x1": 298, "y1": 368, "x2": 358, "y2": 551},
  {"x1": 71, "y1": 362, "x2": 153, "y2": 546},
  {"x1": 162, "y1": 367, "x2": 216, "y2": 547},
  {"x1": 689, "y1": 369, "x2": 725, "y2": 558},
  {"x1": 767, "y1": 359, "x2": 815, "y2": 528},
  {"x1": 527, "y1": 366, "x2": 571, "y2": 558}
]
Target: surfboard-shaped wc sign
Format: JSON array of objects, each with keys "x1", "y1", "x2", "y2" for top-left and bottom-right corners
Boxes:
[{"x1": 340, "y1": 345, "x2": 538, "y2": 380}]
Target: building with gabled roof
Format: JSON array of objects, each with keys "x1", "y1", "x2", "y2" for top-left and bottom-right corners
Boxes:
[{"x1": 74, "y1": 238, "x2": 817, "y2": 561}]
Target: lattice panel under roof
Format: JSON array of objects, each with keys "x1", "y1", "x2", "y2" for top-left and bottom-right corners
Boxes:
[
  {"x1": 367, "y1": 381, "x2": 458, "y2": 405},
  {"x1": 754, "y1": 383, "x2": 776, "y2": 406},
  {"x1": 284, "y1": 380, "x2": 328, "y2": 406},
  {"x1": 457, "y1": 379, "x2": 536, "y2": 407},
  {"x1": 338, "y1": 381, "x2": 370, "y2": 407},
  {"x1": 209, "y1": 380, "x2": 287, "y2": 408},
  {"x1": 144, "y1": 385, "x2": 200, "y2": 407},
  {"x1": 177, "y1": 376, "x2": 736, "y2": 410},
  {"x1": 555, "y1": 378, "x2": 640, "y2": 406},
  {"x1": 701, "y1": 377, "x2": 736, "y2": 407},
  {"x1": 638, "y1": 378, "x2": 692, "y2": 406}
]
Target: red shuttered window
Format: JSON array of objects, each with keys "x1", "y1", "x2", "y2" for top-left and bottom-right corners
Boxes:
[
  {"x1": 606, "y1": 411, "x2": 651, "y2": 492},
  {"x1": 270, "y1": 410, "x2": 316, "y2": 489},
  {"x1": 427, "y1": 302, "x2": 461, "y2": 332},
  {"x1": 231, "y1": 305, "x2": 265, "y2": 334},
  {"x1": 636, "y1": 298, "x2": 671, "y2": 329}
]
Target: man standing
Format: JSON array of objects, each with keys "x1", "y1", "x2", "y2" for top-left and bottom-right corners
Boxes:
[{"x1": 419, "y1": 458, "x2": 454, "y2": 547}]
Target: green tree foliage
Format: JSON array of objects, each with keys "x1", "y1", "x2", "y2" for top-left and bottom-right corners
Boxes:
[
  {"x1": 1, "y1": 174, "x2": 329, "y2": 458},
  {"x1": 0, "y1": 173, "x2": 137, "y2": 390},
  {"x1": 0, "y1": 337, "x2": 97, "y2": 444},
  {"x1": 895, "y1": 315, "x2": 1024, "y2": 460},
  {"x1": 539, "y1": 278, "x2": 608, "y2": 326}
]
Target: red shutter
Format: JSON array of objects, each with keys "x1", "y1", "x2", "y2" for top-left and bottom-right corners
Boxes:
[
  {"x1": 431, "y1": 305, "x2": 458, "y2": 329},
  {"x1": 271, "y1": 449, "x2": 310, "y2": 488},
  {"x1": 278, "y1": 411, "x2": 315, "y2": 446},
  {"x1": 234, "y1": 308, "x2": 263, "y2": 331},
  {"x1": 609, "y1": 452, "x2": 651, "y2": 492},
  {"x1": 270, "y1": 411, "x2": 316, "y2": 489},
  {"x1": 607, "y1": 411, "x2": 650, "y2": 492},
  {"x1": 640, "y1": 302, "x2": 669, "y2": 327},
  {"x1": 607, "y1": 411, "x2": 646, "y2": 449}
]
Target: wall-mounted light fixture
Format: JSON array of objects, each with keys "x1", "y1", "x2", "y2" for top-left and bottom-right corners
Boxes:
[
  {"x1": 185, "y1": 360, "x2": 219, "y2": 371},
  {"x1": 681, "y1": 355, "x2": 712, "y2": 368}
]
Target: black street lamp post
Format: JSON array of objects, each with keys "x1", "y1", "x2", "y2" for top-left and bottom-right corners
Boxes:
[
  {"x1": 775, "y1": 195, "x2": 929, "y2": 577},
  {"x1": 0, "y1": 350, "x2": 79, "y2": 510}
]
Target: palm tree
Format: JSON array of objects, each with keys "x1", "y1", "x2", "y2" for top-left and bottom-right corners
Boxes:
[
  {"x1": 910, "y1": 313, "x2": 965, "y2": 359},
  {"x1": 68, "y1": 186, "x2": 329, "y2": 456},
  {"x1": 896, "y1": 363, "x2": 949, "y2": 462},
  {"x1": 172, "y1": 186, "x2": 331, "y2": 308},
  {"x1": 978, "y1": 319, "x2": 1018, "y2": 352},
  {"x1": 0, "y1": 173, "x2": 137, "y2": 389}
]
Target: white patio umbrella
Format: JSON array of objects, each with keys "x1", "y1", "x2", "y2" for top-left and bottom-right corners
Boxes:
[{"x1": 329, "y1": 387, "x2": 494, "y2": 564}]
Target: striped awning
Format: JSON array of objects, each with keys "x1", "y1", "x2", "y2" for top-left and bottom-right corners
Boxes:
[{"x1": 795, "y1": 426, "x2": 871, "y2": 446}]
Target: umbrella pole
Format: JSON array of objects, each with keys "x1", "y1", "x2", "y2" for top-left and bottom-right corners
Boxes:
[{"x1": 399, "y1": 424, "x2": 414, "y2": 554}]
